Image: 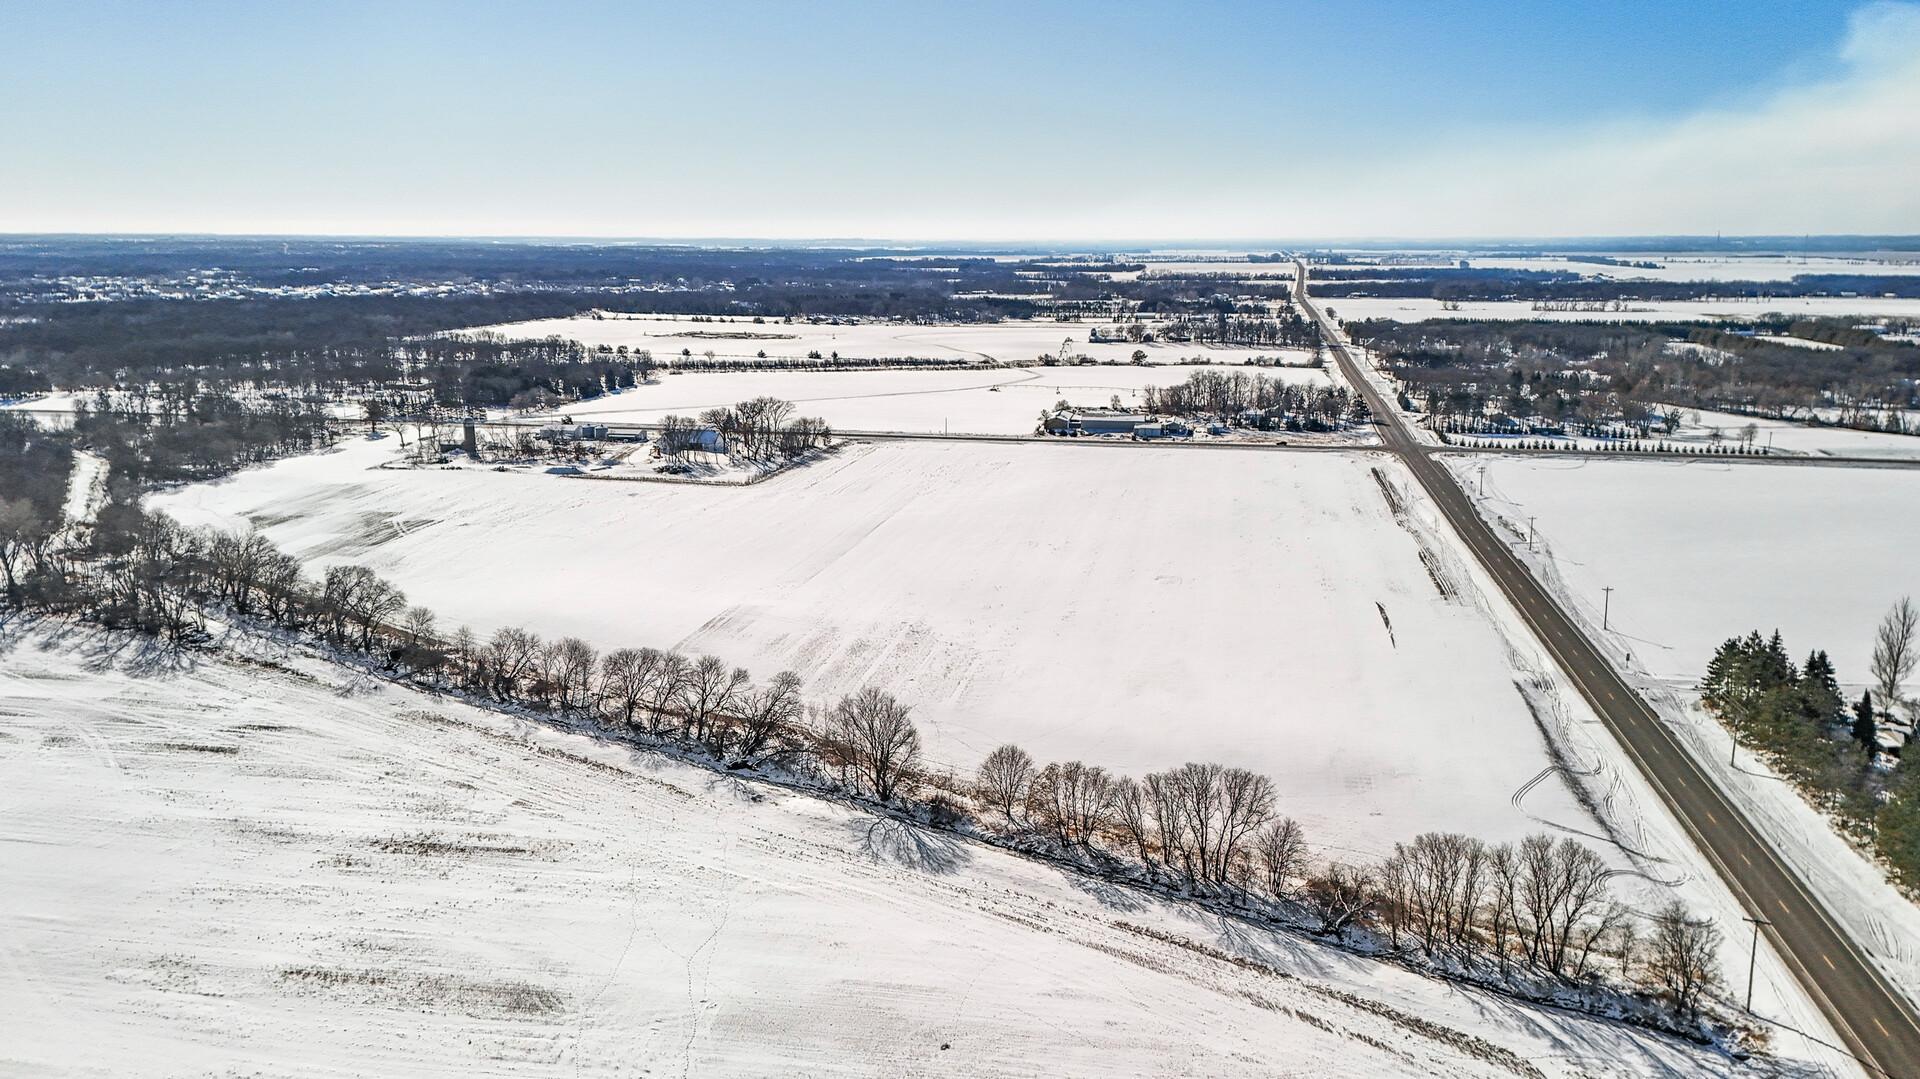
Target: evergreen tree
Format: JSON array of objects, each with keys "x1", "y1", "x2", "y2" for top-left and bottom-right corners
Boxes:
[
  {"x1": 1800, "y1": 649, "x2": 1843, "y2": 723},
  {"x1": 1853, "y1": 690, "x2": 1878, "y2": 754},
  {"x1": 1762, "y1": 630, "x2": 1797, "y2": 689},
  {"x1": 1876, "y1": 762, "x2": 1920, "y2": 890},
  {"x1": 1700, "y1": 637, "x2": 1748, "y2": 715}
]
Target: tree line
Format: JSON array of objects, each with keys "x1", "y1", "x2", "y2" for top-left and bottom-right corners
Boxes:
[
  {"x1": 1700, "y1": 613, "x2": 1920, "y2": 889},
  {"x1": 1347, "y1": 317, "x2": 1919, "y2": 433},
  {"x1": 1142, "y1": 370, "x2": 1362, "y2": 430}
]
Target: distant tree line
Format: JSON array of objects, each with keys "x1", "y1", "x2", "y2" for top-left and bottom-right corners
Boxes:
[
  {"x1": 1347, "y1": 318, "x2": 1919, "y2": 433},
  {"x1": 1310, "y1": 267, "x2": 1920, "y2": 302},
  {"x1": 1157, "y1": 309, "x2": 1322, "y2": 350}
]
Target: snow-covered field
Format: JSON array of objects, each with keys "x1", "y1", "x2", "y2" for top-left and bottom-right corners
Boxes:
[
  {"x1": 1436, "y1": 407, "x2": 1920, "y2": 461},
  {"x1": 154, "y1": 436, "x2": 1578, "y2": 855},
  {"x1": 526, "y1": 363, "x2": 1342, "y2": 437},
  {"x1": 458, "y1": 313, "x2": 1324, "y2": 370},
  {"x1": 1323, "y1": 296, "x2": 1920, "y2": 324},
  {"x1": 1664, "y1": 407, "x2": 1920, "y2": 460},
  {"x1": 1446, "y1": 454, "x2": 1920, "y2": 1013},
  {"x1": 0, "y1": 625, "x2": 1782, "y2": 1077},
  {"x1": 1451, "y1": 456, "x2": 1920, "y2": 682}
]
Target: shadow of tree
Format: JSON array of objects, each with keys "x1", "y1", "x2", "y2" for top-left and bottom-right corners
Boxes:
[
  {"x1": 1060, "y1": 869, "x2": 1148, "y2": 913},
  {"x1": 2, "y1": 614, "x2": 199, "y2": 679},
  {"x1": 849, "y1": 817, "x2": 969, "y2": 876}
]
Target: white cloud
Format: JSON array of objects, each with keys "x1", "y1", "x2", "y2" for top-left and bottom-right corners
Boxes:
[{"x1": 1254, "y1": 0, "x2": 1920, "y2": 239}]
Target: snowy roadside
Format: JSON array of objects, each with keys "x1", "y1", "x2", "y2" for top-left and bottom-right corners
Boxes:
[
  {"x1": 1442, "y1": 454, "x2": 1920, "y2": 1039},
  {"x1": 1378, "y1": 463, "x2": 1863, "y2": 1076}
]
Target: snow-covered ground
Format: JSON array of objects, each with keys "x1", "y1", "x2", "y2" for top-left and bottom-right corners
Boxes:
[
  {"x1": 457, "y1": 313, "x2": 1323, "y2": 369},
  {"x1": 0, "y1": 625, "x2": 1791, "y2": 1077},
  {"x1": 523, "y1": 363, "x2": 1346, "y2": 437},
  {"x1": 1450, "y1": 456, "x2": 1920, "y2": 682},
  {"x1": 141, "y1": 432, "x2": 1873, "y2": 1066},
  {"x1": 1323, "y1": 296, "x2": 1920, "y2": 324},
  {"x1": 1447, "y1": 454, "x2": 1920, "y2": 1010},
  {"x1": 1435, "y1": 407, "x2": 1920, "y2": 461},
  {"x1": 61, "y1": 449, "x2": 108, "y2": 525},
  {"x1": 153, "y1": 436, "x2": 1582, "y2": 856},
  {"x1": 1664, "y1": 408, "x2": 1920, "y2": 460}
]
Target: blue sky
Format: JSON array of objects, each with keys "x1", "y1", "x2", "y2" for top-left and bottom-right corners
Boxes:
[{"x1": 1, "y1": 0, "x2": 1914, "y2": 239}]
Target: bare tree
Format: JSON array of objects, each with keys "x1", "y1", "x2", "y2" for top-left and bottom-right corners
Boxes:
[
  {"x1": 681, "y1": 653, "x2": 748, "y2": 746},
  {"x1": 1214, "y1": 768, "x2": 1275, "y2": 887},
  {"x1": 1871, "y1": 596, "x2": 1918, "y2": 714},
  {"x1": 1165, "y1": 762, "x2": 1224, "y2": 885},
  {"x1": 319, "y1": 564, "x2": 405, "y2": 651},
  {"x1": 1144, "y1": 770, "x2": 1190, "y2": 881},
  {"x1": 446, "y1": 625, "x2": 479, "y2": 688},
  {"x1": 401, "y1": 604, "x2": 438, "y2": 645},
  {"x1": 733, "y1": 670, "x2": 803, "y2": 763},
  {"x1": 483, "y1": 626, "x2": 542, "y2": 700},
  {"x1": 597, "y1": 647, "x2": 655, "y2": 729},
  {"x1": 1642, "y1": 901, "x2": 1722, "y2": 1022},
  {"x1": 824, "y1": 687, "x2": 921, "y2": 803},
  {"x1": 1110, "y1": 776, "x2": 1154, "y2": 867},
  {"x1": 1486, "y1": 841, "x2": 1521, "y2": 975},
  {"x1": 544, "y1": 637, "x2": 599, "y2": 712},
  {"x1": 0, "y1": 496, "x2": 55, "y2": 607},
  {"x1": 976, "y1": 743, "x2": 1036, "y2": 828},
  {"x1": 1304, "y1": 862, "x2": 1376, "y2": 938},
  {"x1": 1030, "y1": 760, "x2": 1114, "y2": 849},
  {"x1": 204, "y1": 528, "x2": 275, "y2": 613},
  {"x1": 640, "y1": 650, "x2": 692, "y2": 734},
  {"x1": 1508, "y1": 833, "x2": 1613, "y2": 974},
  {"x1": 1253, "y1": 817, "x2": 1308, "y2": 900}
]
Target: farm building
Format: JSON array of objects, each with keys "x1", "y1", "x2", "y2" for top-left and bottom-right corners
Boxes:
[
  {"x1": 1043, "y1": 410, "x2": 1159, "y2": 437},
  {"x1": 537, "y1": 422, "x2": 609, "y2": 442}
]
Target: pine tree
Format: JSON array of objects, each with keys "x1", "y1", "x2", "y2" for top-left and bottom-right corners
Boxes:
[
  {"x1": 1854, "y1": 690, "x2": 1878, "y2": 754},
  {"x1": 1701, "y1": 637, "x2": 1747, "y2": 715},
  {"x1": 1800, "y1": 650, "x2": 1843, "y2": 722},
  {"x1": 1762, "y1": 630, "x2": 1797, "y2": 688}
]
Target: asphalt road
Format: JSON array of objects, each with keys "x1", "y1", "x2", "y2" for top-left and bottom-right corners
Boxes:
[{"x1": 1295, "y1": 263, "x2": 1920, "y2": 1076}]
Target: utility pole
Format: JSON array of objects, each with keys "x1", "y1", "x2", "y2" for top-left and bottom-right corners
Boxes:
[
  {"x1": 1527, "y1": 515, "x2": 1536, "y2": 552},
  {"x1": 1602, "y1": 586, "x2": 1614, "y2": 631},
  {"x1": 1743, "y1": 915, "x2": 1772, "y2": 1012}
]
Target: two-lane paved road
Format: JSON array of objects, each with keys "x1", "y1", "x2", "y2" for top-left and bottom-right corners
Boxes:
[{"x1": 1295, "y1": 262, "x2": 1920, "y2": 1076}]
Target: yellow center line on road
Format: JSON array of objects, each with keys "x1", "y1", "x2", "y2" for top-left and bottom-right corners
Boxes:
[
  {"x1": 1824, "y1": 954, "x2": 1836, "y2": 970},
  {"x1": 1706, "y1": 811, "x2": 1718, "y2": 824},
  {"x1": 1875, "y1": 1018, "x2": 1890, "y2": 1038}
]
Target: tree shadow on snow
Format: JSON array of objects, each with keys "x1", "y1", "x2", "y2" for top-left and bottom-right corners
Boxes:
[
  {"x1": 849, "y1": 817, "x2": 969, "y2": 876},
  {"x1": 1, "y1": 614, "x2": 201, "y2": 680},
  {"x1": 1060, "y1": 870, "x2": 1148, "y2": 913}
]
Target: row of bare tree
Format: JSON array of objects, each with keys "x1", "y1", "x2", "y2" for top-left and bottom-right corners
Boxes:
[{"x1": 973, "y1": 743, "x2": 1722, "y2": 1022}]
